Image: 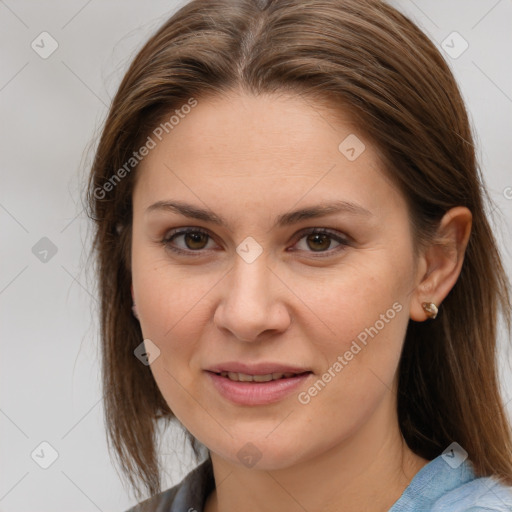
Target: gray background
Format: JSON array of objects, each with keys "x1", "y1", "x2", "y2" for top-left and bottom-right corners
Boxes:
[{"x1": 1, "y1": 1, "x2": 511, "y2": 511}]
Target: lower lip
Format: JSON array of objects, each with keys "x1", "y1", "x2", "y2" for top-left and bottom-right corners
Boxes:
[{"x1": 205, "y1": 371, "x2": 312, "y2": 405}]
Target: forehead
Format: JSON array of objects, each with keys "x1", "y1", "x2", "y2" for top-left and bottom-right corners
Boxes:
[
  {"x1": 144, "y1": 91, "x2": 361, "y2": 166},
  {"x1": 133, "y1": 91, "x2": 405, "y2": 220}
]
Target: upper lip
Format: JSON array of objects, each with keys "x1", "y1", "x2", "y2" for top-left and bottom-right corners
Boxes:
[{"x1": 206, "y1": 362, "x2": 311, "y2": 375}]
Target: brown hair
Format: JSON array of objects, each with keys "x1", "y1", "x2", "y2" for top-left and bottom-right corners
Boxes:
[{"x1": 86, "y1": 0, "x2": 512, "y2": 500}]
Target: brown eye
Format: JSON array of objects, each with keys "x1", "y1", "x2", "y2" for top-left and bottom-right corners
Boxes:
[
  {"x1": 296, "y1": 228, "x2": 349, "y2": 254},
  {"x1": 162, "y1": 228, "x2": 215, "y2": 254},
  {"x1": 182, "y1": 231, "x2": 209, "y2": 250},
  {"x1": 305, "y1": 233, "x2": 332, "y2": 251},
  {"x1": 293, "y1": 228, "x2": 349, "y2": 256}
]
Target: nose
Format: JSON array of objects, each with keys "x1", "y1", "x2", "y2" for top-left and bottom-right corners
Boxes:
[{"x1": 213, "y1": 254, "x2": 291, "y2": 343}]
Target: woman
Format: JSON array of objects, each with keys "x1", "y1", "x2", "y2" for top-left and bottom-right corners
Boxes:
[{"x1": 87, "y1": 0, "x2": 512, "y2": 510}]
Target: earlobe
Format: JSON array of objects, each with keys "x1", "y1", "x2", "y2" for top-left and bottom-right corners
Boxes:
[{"x1": 410, "y1": 206, "x2": 472, "y2": 322}]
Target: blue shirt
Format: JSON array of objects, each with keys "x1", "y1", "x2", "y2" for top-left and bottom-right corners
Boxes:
[{"x1": 126, "y1": 454, "x2": 512, "y2": 511}]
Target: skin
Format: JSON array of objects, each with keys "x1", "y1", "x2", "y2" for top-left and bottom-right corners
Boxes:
[{"x1": 131, "y1": 90, "x2": 472, "y2": 512}]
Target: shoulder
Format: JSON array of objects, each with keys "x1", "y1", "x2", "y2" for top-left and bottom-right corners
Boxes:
[
  {"x1": 123, "y1": 458, "x2": 214, "y2": 512},
  {"x1": 431, "y1": 475, "x2": 512, "y2": 512},
  {"x1": 390, "y1": 455, "x2": 512, "y2": 512}
]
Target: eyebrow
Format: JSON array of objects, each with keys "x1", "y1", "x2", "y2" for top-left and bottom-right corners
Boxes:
[{"x1": 146, "y1": 199, "x2": 372, "y2": 228}]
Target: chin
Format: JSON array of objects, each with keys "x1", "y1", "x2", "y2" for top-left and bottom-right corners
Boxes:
[{"x1": 208, "y1": 434, "x2": 313, "y2": 471}]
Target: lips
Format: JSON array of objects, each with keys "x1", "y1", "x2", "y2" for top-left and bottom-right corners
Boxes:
[{"x1": 205, "y1": 362, "x2": 313, "y2": 405}]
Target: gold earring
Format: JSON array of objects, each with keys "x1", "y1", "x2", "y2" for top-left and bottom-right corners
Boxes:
[{"x1": 422, "y1": 302, "x2": 438, "y2": 319}]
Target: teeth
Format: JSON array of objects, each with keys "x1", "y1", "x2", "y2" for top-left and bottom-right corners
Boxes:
[
  {"x1": 219, "y1": 371, "x2": 298, "y2": 382},
  {"x1": 252, "y1": 374, "x2": 274, "y2": 382}
]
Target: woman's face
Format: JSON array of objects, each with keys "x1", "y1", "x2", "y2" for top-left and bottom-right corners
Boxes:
[{"x1": 131, "y1": 91, "x2": 423, "y2": 469}]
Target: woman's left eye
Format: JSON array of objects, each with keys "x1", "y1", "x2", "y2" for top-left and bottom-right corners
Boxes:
[
  {"x1": 161, "y1": 227, "x2": 350, "y2": 257},
  {"x1": 292, "y1": 229, "x2": 349, "y2": 255}
]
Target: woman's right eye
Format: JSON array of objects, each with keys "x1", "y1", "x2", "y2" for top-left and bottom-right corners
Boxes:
[{"x1": 161, "y1": 228, "x2": 216, "y2": 255}]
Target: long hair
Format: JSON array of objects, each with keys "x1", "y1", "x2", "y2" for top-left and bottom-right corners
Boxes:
[{"x1": 86, "y1": 0, "x2": 512, "y2": 499}]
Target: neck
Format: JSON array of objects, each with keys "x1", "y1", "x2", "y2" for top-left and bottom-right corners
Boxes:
[{"x1": 204, "y1": 395, "x2": 429, "y2": 512}]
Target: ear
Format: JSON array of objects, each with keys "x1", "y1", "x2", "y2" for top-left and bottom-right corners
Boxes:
[
  {"x1": 131, "y1": 284, "x2": 135, "y2": 301},
  {"x1": 410, "y1": 206, "x2": 472, "y2": 321}
]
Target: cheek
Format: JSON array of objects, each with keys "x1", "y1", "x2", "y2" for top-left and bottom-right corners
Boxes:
[
  {"x1": 134, "y1": 266, "x2": 213, "y2": 350},
  {"x1": 294, "y1": 248, "x2": 413, "y2": 412},
  {"x1": 132, "y1": 232, "x2": 203, "y2": 321},
  {"x1": 295, "y1": 272, "x2": 408, "y2": 444},
  {"x1": 131, "y1": 256, "x2": 214, "y2": 425},
  {"x1": 296, "y1": 252, "x2": 412, "y2": 352},
  {"x1": 131, "y1": 246, "x2": 224, "y2": 391}
]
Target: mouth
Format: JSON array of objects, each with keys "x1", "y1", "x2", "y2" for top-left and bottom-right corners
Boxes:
[
  {"x1": 205, "y1": 366, "x2": 313, "y2": 405},
  {"x1": 213, "y1": 371, "x2": 311, "y2": 382}
]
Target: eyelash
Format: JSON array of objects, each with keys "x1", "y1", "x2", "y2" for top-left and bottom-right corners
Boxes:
[{"x1": 161, "y1": 227, "x2": 350, "y2": 258}]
